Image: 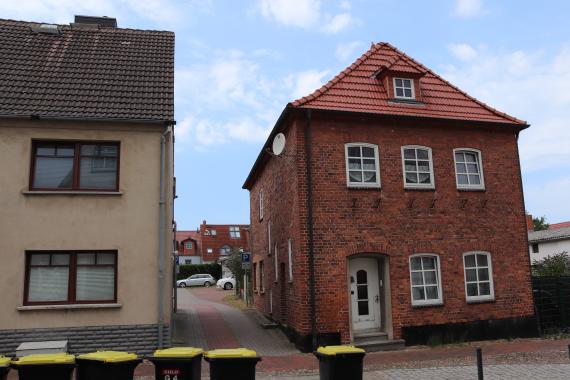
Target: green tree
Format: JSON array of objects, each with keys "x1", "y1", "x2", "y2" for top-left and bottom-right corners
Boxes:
[
  {"x1": 532, "y1": 252, "x2": 570, "y2": 277},
  {"x1": 224, "y1": 248, "x2": 245, "y2": 281},
  {"x1": 533, "y1": 216, "x2": 550, "y2": 231}
]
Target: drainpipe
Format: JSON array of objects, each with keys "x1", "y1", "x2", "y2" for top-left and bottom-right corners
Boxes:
[
  {"x1": 158, "y1": 124, "x2": 171, "y2": 348},
  {"x1": 303, "y1": 109, "x2": 317, "y2": 350}
]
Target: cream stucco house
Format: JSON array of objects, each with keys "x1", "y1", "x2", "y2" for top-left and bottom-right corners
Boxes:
[{"x1": 0, "y1": 16, "x2": 175, "y2": 354}]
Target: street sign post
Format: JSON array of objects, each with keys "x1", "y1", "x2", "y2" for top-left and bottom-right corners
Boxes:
[{"x1": 241, "y1": 252, "x2": 251, "y2": 270}]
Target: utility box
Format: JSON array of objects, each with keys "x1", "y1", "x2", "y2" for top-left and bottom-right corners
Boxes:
[{"x1": 16, "y1": 341, "x2": 68, "y2": 358}]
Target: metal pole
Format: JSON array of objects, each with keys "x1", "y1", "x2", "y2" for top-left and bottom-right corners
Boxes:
[
  {"x1": 476, "y1": 347, "x2": 484, "y2": 380},
  {"x1": 567, "y1": 344, "x2": 570, "y2": 359}
]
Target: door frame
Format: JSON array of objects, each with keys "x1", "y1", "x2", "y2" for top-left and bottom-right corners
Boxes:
[{"x1": 347, "y1": 254, "x2": 392, "y2": 340}]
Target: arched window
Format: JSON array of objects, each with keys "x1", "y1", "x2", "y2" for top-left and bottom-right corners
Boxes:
[
  {"x1": 463, "y1": 251, "x2": 494, "y2": 302},
  {"x1": 409, "y1": 254, "x2": 443, "y2": 306}
]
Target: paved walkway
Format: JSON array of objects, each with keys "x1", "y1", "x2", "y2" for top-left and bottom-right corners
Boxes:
[{"x1": 173, "y1": 287, "x2": 298, "y2": 356}]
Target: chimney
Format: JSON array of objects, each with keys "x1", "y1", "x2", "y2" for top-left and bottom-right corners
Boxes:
[
  {"x1": 73, "y1": 15, "x2": 117, "y2": 28},
  {"x1": 526, "y1": 214, "x2": 534, "y2": 231},
  {"x1": 202, "y1": 220, "x2": 207, "y2": 225}
]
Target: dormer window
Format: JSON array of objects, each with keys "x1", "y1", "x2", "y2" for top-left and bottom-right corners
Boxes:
[{"x1": 394, "y1": 78, "x2": 415, "y2": 99}]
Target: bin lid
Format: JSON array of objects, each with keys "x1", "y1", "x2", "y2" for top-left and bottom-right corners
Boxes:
[
  {"x1": 11, "y1": 353, "x2": 75, "y2": 365},
  {"x1": 153, "y1": 347, "x2": 203, "y2": 358},
  {"x1": 77, "y1": 351, "x2": 138, "y2": 363},
  {"x1": 204, "y1": 348, "x2": 257, "y2": 359},
  {"x1": 316, "y1": 345, "x2": 365, "y2": 356},
  {"x1": 0, "y1": 356, "x2": 10, "y2": 367}
]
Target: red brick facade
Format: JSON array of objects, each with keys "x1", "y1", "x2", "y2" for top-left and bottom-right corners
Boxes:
[
  {"x1": 199, "y1": 223, "x2": 250, "y2": 263},
  {"x1": 244, "y1": 44, "x2": 535, "y2": 351}
]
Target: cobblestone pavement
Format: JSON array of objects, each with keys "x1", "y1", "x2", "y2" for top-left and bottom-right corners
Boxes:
[{"x1": 173, "y1": 287, "x2": 298, "y2": 356}]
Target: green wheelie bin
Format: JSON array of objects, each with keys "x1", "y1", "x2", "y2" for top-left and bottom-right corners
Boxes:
[
  {"x1": 10, "y1": 353, "x2": 76, "y2": 380},
  {"x1": 314, "y1": 345, "x2": 366, "y2": 380},
  {"x1": 0, "y1": 356, "x2": 10, "y2": 380},
  {"x1": 76, "y1": 351, "x2": 142, "y2": 380},
  {"x1": 148, "y1": 347, "x2": 203, "y2": 380},
  {"x1": 203, "y1": 348, "x2": 261, "y2": 380}
]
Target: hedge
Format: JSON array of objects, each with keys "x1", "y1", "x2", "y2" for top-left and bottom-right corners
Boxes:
[{"x1": 177, "y1": 263, "x2": 222, "y2": 281}]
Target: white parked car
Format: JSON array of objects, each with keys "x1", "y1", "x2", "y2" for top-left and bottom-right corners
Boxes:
[
  {"x1": 216, "y1": 276, "x2": 236, "y2": 290},
  {"x1": 177, "y1": 274, "x2": 215, "y2": 288}
]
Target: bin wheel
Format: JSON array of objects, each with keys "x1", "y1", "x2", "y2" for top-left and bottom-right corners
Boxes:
[
  {"x1": 179, "y1": 283, "x2": 187, "y2": 288},
  {"x1": 224, "y1": 282, "x2": 233, "y2": 290},
  {"x1": 204, "y1": 281, "x2": 211, "y2": 287}
]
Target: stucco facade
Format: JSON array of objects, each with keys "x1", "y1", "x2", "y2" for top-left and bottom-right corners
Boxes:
[{"x1": 0, "y1": 118, "x2": 174, "y2": 354}]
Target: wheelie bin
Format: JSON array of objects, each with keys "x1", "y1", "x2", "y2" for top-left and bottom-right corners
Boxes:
[
  {"x1": 148, "y1": 347, "x2": 203, "y2": 380},
  {"x1": 0, "y1": 356, "x2": 10, "y2": 380},
  {"x1": 203, "y1": 348, "x2": 261, "y2": 380},
  {"x1": 314, "y1": 345, "x2": 366, "y2": 380},
  {"x1": 76, "y1": 351, "x2": 141, "y2": 380},
  {"x1": 10, "y1": 353, "x2": 76, "y2": 380}
]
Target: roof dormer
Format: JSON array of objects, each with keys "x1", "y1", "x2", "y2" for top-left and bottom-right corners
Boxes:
[{"x1": 373, "y1": 58, "x2": 426, "y2": 104}]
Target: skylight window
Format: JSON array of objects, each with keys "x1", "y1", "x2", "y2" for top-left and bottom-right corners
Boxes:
[{"x1": 393, "y1": 78, "x2": 415, "y2": 99}]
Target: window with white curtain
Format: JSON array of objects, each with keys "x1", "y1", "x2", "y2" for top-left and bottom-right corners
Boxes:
[
  {"x1": 401, "y1": 146, "x2": 435, "y2": 189},
  {"x1": 454, "y1": 149, "x2": 485, "y2": 190},
  {"x1": 345, "y1": 143, "x2": 380, "y2": 188},
  {"x1": 25, "y1": 251, "x2": 117, "y2": 305},
  {"x1": 463, "y1": 252, "x2": 494, "y2": 302},
  {"x1": 409, "y1": 254, "x2": 443, "y2": 306}
]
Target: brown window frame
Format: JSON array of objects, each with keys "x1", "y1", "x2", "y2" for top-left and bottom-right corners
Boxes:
[
  {"x1": 29, "y1": 140, "x2": 121, "y2": 192},
  {"x1": 24, "y1": 250, "x2": 118, "y2": 306}
]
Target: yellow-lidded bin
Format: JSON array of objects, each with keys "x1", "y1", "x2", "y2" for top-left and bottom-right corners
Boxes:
[
  {"x1": 0, "y1": 356, "x2": 11, "y2": 380},
  {"x1": 10, "y1": 353, "x2": 76, "y2": 380},
  {"x1": 204, "y1": 348, "x2": 261, "y2": 380},
  {"x1": 76, "y1": 351, "x2": 141, "y2": 380},
  {"x1": 148, "y1": 347, "x2": 204, "y2": 380},
  {"x1": 314, "y1": 346, "x2": 366, "y2": 380}
]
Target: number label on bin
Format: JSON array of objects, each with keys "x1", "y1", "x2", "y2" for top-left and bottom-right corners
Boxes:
[{"x1": 162, "y1": 368, "x2": 180, "y2": 379}]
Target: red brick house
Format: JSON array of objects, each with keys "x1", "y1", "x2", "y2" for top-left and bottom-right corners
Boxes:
[
  {"x1": 243, "y1": 43, "x2": 536, "y2": 352},
  {"x1": 176, "y1": 223, "x2": 250, "y2": 265}
]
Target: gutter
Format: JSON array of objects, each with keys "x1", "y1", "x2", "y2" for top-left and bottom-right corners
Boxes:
[
  {"x1": 158, "y1": 123, "x2": 172, "y2": 348},
  {"x1": 0, "y1": 113, "x2": 176, "y2": 125},
  {"x1": 303, "y1": 109, "x2": 318, "y2": 350}
]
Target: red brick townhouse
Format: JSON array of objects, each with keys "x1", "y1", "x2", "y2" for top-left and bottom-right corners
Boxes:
[
  {"x1": 176, "y1": 222, "x2": 250, "y2": 265},
  {"x1": 243, "y1": 43, "x2": 536, "y2": 352}
]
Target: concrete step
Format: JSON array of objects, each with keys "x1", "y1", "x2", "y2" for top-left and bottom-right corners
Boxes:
[
  {"x1": 354, "y1": 330, "x2": 388, "y2": 344},
  {"x1": 246, "y1": 309, "x2": 279, "y2": 329},
  {"x1": 355, "y1": 338, "x2": 406, "y2": 352}
]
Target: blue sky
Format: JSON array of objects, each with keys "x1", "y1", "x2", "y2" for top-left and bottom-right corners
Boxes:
[{"x1": 4, "y1": 0, "x2": 569, "y2": 228}]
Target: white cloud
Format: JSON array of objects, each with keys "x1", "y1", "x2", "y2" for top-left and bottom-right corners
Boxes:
[
  {"x1": 258, "y1": 0, "x2": 321, "y2": 28},
  {"x1": 177, "y1": 116, "x2": 271, "y2": 146},
  {"x1": 335, "y1": 41, "x2": 364, "y2": 61},
  {"x1": 286, "y1": 69, "x2": 331, "y2": 100},
  {"x1": 440, "y1": 44, "x2": 570, "y2": 220},
  {"x1": 257, "y1": 0, "x2": 356, "y2": 33},
  {"x1": 321, "y1": 12, "x2": 355, "y2": 34},
  {"x1": 448, "y1": 43, "x2": 478, "y2": 61},
  {"x1": 453, "y1": 0, "x2": 483, "y2": 18}
]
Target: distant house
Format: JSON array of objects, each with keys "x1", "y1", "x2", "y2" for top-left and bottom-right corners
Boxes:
[
  {"x1": 176, "y1": 222, "x2": 250, "y2": 267},
  {"x1": 529, "y1": 227, "x2": 570, "y2": 261},
  {"x1": 243, "y1": 42, "x2": 535, "y2": 352},
  {"x1": 0, "y1": 16, "x2": 175, "y2": 355}
]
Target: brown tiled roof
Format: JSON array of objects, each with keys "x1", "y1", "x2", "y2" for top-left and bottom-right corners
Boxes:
[
  {"x1": 0, "y1": 19, "x2": 174, "y2": 122},
  {"x1": 291, "y1": 42, "x2": 526, "y2": 125}
]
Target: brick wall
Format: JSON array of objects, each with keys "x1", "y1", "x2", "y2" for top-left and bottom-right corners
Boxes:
[
  {"x1": 248, "y1": 111, "x2": 534, "y2": 346},
  {"x1": 199, "y1": 224, "x2": 250, "y2": 263}
]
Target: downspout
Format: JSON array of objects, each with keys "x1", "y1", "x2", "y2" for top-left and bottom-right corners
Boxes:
[
  {"x1": 303, "y1": 109, "x2": 317, "y2": 350},
  {"x1": 158, "y1": 124, "x2": 171, "y2": 348}
]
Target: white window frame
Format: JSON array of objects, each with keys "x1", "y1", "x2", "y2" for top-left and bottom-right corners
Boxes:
[
  {"x1": 401, "y1": 145, "x2": 435, "y2": 189},
  {"x1": 463, "y1": 251, "x2": 495, "y2": 303},
  {"x1": 184, "y1": 242, "x2": 193, "y2": 250},
  {"x1": 267, "y1": 221, "x2": 271, "y2": 255},
  {"x1": 229, "y1": 226, "x2": 241, "y2": 239},
  {"x1": 206, "y1": 248, "x2": 213, "y2": 254},
  {"x1": 453, "y1": 148, "x2": 485, "y2": 190},
  {"x1": 287, "y1": 238, "x2": 293, "y2": 282},
  {"x1": 409, "y1": 254, "x2": 443, "y2": 306},
  {"x1": 393, "y1": 77, "x2": 415, "y2": 100},
  {"x1": 274, "y1": 243, "x2": 278, "y2": 282},
  {"x1": 344, "y1": 143, "x2": 381, "y2": 189},
  {"x1": 259, "y1": 190, "x2": 264, "y2": 221}
]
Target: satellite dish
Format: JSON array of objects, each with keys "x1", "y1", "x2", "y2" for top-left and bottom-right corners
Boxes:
[{"x1": 272, "y1": 133, "x2": 286, "y2": 156}]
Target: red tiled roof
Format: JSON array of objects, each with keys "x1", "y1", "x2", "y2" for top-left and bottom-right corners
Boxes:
[
  {"x1": 0, "y1": 19, "x2": 174, "y2": 122},
  {"x1": 291, "y1": 42, "x2": 526, "y2": 125},
  {"x1": 176, "y1": 231, "x2": 199, "y2": 244},
  {"x1": 550, "y1": 221, "x2": 570, "y2": 230}
]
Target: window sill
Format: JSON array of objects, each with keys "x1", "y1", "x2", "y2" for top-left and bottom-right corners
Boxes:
[
  {"x1": 411, "y1": 301, "x2": 444, "y2": 308},
  {"x1": 347, "y1": 185, "x2": 381, "y2": 190},
  {"x1": 23, "y1": 190, "x2": 122, "y2": 196},
  {"x1": 388, "y1": 98, "x2": 425, "y2": 106},
  {"x1": 404, "y1": 186, "x2": 435, "y2": 191},
  {"x1": 18, "y1": 303, "x2": 122, "y2": 311},
  {"x1": 457, "y1": 187, "x2": 486, "y2": 192}
]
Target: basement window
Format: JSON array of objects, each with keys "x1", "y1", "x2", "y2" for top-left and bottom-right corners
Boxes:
[{"x1": 394, "y1": 78, "x2": 415, "y2": 99}]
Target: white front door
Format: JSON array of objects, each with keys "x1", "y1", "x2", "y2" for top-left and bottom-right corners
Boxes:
[{"x1": 349, "y1": 258, "x2": 381, "y2": 331}]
